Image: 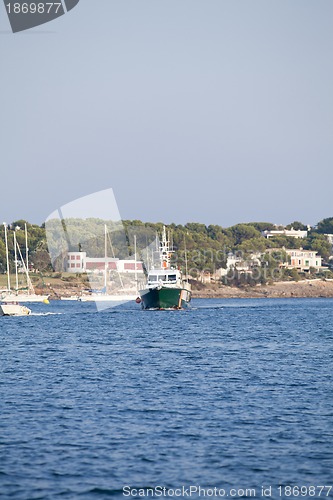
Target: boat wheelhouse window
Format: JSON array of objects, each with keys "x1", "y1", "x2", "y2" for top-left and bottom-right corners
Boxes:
[
  {"x1": 148, "y1": 275, "x2": 158, "y2": 282},
  {"x1": 157, "y1": 275, "x2": 166, "y2": 282},
  {"x1": 166, "y1": 274, "x2": 177, "y2": 282}
]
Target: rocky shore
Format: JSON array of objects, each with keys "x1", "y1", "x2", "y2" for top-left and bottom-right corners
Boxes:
[
  {"x1": 35, "y1": 277, "x2": 333, "y2": 300},
  {"x1": 192, "y1": 279, "x2": 333, "y2": 299}
]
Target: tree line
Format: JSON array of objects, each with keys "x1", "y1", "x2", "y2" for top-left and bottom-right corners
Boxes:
[{"x1": 0, "y1": 217, "x2": 332, "y2": 275}]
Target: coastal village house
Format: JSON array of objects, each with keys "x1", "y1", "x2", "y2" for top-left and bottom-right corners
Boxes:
[
  {"x1": 66, "y1": 251, "x2": 144, "y2": 275},
  {"x1": 285, "y1": 249, "x2": 322, "y2": 271},
  {"x1": 216, "y1": 247, "x2": 323, "y2": 279}
]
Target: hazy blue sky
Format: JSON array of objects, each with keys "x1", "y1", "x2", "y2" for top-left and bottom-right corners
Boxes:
[{"x1": 1, "y1": 1, "x2": 333, "y2": 227}]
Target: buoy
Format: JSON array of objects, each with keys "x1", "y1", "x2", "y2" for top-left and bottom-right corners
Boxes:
[
  {"x1": 135, "y1": 297, "x2": 141, "y2": 304},
  {"x1": 43, "y1": 299, "x2": 50, "y2": 304}
]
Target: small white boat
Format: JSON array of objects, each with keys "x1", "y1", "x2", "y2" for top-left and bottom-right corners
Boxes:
[
  {"x1": 1, "y1": 292, "x2": 49, "y2": 303},
  {"x1": 0, "y1": 301, "x2": 31, "y2": 316}
]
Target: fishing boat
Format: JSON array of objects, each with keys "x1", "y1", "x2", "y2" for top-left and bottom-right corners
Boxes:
[
  {"x1": 138, "y1": 227, "x2": 191, "y2": 310},
  {"x1": 0, "y1": 301, "x2": 31, "y2": 317}
]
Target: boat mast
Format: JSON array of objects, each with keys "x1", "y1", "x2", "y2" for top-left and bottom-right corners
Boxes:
[
  {"x1": 134, "y1": 235, "x2": 138, "y2": 289},
  {"x1": 160, "y1": 226, "x2": 172, "y2": 269},
  {"x1": 3, "y1": 223, "x2": 11, "y2": 292},
  {"x1": 16, "y1": 239, "x2": 35, "y2": 295},
  {"x1": 184, "y1": 234, "x2": 189, "y2": 283},
  {"x1": 104, "y1": 224, "x2": 107, "y2": 293},
  {"x1": 13, "y1": 230, "x2": 19, "y2": 293},
  {"x1": 25, "y1": 223, "x2": 29, "y2": 274},
  {"x1": 106, "y1": 225, "x2": 124, "y2": 289}
]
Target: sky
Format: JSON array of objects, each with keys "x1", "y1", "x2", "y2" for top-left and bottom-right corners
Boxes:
[{"x1": 1, "y1": 0, "x2": 333, "y2": 228}]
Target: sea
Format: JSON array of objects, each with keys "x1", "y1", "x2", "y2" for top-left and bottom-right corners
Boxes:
[{"x1": 0, "y1": 298, "x2": 333, "y2": 500}]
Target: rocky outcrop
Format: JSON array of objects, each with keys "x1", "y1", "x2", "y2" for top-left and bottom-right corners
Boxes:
[{"x1": 192, "y1": 280, "x2": 333, "y2": 299}]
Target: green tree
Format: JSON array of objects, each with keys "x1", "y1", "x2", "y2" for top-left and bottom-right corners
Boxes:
[
  {"x1": 229, "y1": 224, "x2": 262, "y2": 245},
  {"x1": 304, "y1": 234, "x2": 332, "y2": 262},
  {"x1": 286, "y1": 221, "x2": 307, "y2": 230},
  {"x1": 244, "y1": 222, "x2": 276, "y2": 232},
  {"x1": 316, "y1": 217, "x2": 333, "y2": 234}
]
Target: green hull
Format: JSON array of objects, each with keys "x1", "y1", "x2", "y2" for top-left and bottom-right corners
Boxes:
[{"x1": 139, "y1": 287, "x2": 191, "y2": 310}]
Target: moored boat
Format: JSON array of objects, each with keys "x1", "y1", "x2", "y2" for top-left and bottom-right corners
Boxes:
[
  {"x1": 1, "y1": 223, "x2": 49, "y2": 304},
  {"x1": 1, "y1": 291, "x2": 49, "y2": 303},
  {"x1": 0, "y1": 301, "x2": 31, "y2": 317},
  {"x1": 138, "y1": 227, "x2": 191, "y2": 310}
]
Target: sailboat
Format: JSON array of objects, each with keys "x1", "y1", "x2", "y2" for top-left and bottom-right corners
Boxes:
[
  {"x1": 1, "y1": 224, "x2": 49, "y2": 303},
  {"x1": 1, "y1": 223, "x2": 31, "y2": 316},
  {"x1": 78, "y1": 225, "x2": 139, "y2": 303},
  {"x1": 138, "y1": 226, "x2": 191, "y2": 310}
]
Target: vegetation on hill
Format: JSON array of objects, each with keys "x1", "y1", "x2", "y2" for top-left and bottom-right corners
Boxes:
[{"x1": 0, "y1": 218, "x2": 332, "y2": 280}]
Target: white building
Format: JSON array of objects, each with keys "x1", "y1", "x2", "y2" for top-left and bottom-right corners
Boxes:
[
  {"x1": 285, "y1": 249, "x2": 322, "y2": 271},
  {"x1": 262, "y1": 227, "x2": 308, "y2": 239},
  {"x1": 66, "y1": 251, "x2": 144, "y2": 274}
]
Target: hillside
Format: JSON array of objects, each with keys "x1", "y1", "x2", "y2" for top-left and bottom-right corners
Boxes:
[{"x1": 1, "y1": 217, "x2": 333, "y2": 288}]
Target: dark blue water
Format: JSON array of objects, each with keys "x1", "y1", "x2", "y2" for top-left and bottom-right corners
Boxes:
[{"x1": 1, "y1": 298, "x2": 333, "y2": 499}]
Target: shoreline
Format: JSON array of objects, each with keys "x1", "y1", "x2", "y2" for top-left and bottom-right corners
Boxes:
[
  {"x1": 192, "y1": 279, "x2": 333, "y2": 299},
  {"x1": 34, "y1": 277, "x2": 333, "y2": 300}
]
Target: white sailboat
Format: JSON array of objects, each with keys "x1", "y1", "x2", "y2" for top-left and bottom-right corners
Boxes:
[
  {"x1": 78, "y1": 225, "x2": 139, "y2": 303},
  {"x1": 1, "y1": 223, "x2": 49, "y2": 303},
  {"x1": 1, "y1": 223, "x2": 31, "y2": 316}
]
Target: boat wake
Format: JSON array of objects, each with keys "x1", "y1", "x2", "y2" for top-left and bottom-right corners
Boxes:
[{"x1": 29, "y1": 312, "x2": 63, "y2": 316}]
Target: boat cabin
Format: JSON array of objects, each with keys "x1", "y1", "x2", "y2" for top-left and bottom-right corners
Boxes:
[{"x1": 147, "y1": 269, "x2": 181, "y2": 286}]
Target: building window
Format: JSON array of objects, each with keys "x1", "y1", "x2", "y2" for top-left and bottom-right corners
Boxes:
[
  {"x1": 71, "y1": 263, "x2": 75, "y2": 268},
  {"x1": 76, "y1": 263, "x2": 80, "y2": 268},
  {"x1": 76, "y1": 255, "x2": 81, "y2": 260}
]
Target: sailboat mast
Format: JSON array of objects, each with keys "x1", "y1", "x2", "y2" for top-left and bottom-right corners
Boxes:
[
  {"x1": 25, "y1": 223, "x2": 29, "y2": 273},
  {"x1": 16, "y1": 240, "x2": 35, "y2": 295},
  {"x1": 104, "y1": 224, "x2": 107, "y2": 292},
  {"x1": 13, "y1": 231, "x2": 18, "y2": 293},
  {"x1": 3, "y1": 223, "x2": 11, "y2": 292},
  {"x1": 134, "y1": 235, "x2": 137, "y2": 286},
  {"x1": 184, "y1": 234, "x2": 189, "y2": 283}
]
